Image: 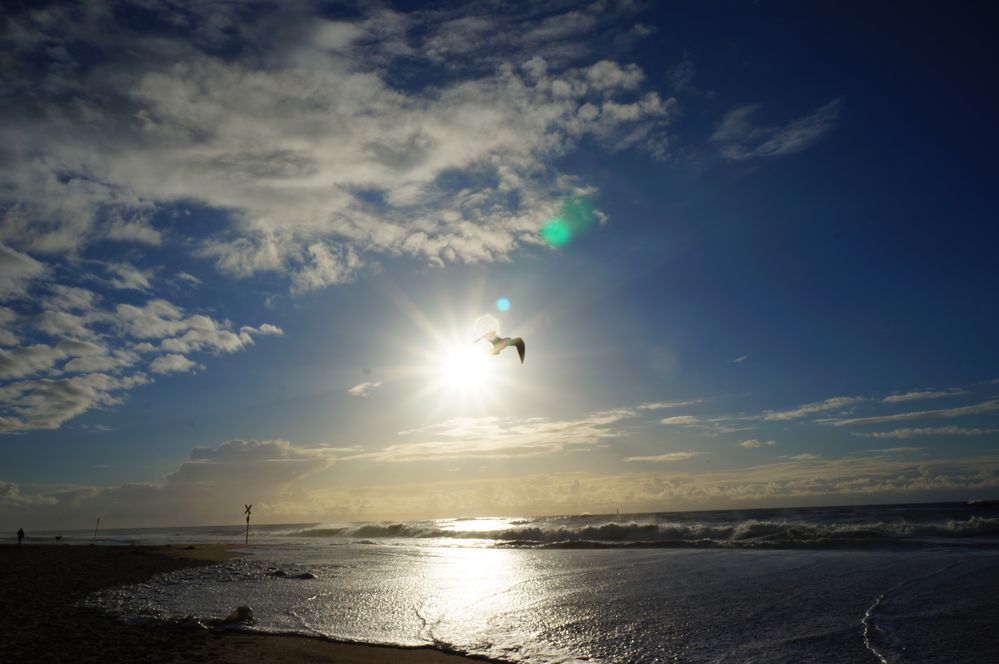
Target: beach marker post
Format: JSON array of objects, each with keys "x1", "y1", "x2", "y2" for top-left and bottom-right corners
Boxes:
[
  {"x1": 93, "y1": 517, "x2": 100, "y2": 542},
  {"x1": 244, "y1": 504, "x2": 252, "y2": 545}
]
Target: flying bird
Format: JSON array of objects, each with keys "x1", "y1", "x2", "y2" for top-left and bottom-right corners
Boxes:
[{"x1": 475, "y1": 331, "x2": 525, "y2": 363}]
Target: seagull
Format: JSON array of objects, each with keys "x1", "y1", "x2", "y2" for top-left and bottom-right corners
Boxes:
[{"x1": 474, "y1": 331, "x2": 525, "y2": 364}]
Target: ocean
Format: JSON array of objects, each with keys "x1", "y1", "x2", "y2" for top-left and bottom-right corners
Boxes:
[{"x1": 46, "y1": 502, "x2": 999, "y2": 662}]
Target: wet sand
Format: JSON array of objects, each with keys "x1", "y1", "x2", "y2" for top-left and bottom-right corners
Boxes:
[{"x1": 0, "y1": 543, "x2": 486, "y2": 663}]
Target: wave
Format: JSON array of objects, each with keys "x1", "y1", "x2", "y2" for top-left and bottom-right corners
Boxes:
[{"x1": 280, "y1": 516, "x2": 999, "y2": 550}]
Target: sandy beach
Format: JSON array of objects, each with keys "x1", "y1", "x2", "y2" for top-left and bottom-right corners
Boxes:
[{"x1": 0, "y1": 543, "x2": 485, "y2": 663}]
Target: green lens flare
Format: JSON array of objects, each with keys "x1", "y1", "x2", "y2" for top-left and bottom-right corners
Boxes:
[
  {"x1": 540, "y1": 196, "x2": 595, "y2": 247},
  {"x1": 540, "y1": 218, "x2": 572, "y2": 246}
]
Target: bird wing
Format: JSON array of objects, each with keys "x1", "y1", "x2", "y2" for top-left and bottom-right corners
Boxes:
[
  {"x1": 473, "y1": 330, "x2": 499, "y2": 344},
  {"x1": 513, "y1": 338, "x2": 525, "y2": 363}
]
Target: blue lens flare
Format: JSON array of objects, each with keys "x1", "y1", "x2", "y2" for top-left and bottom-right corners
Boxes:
[{"x1": 496, "y1": 297, "x2": 511, "y2": 312}]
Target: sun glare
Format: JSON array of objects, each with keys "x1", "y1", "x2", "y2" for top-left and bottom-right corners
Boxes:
[
  {"x1": 384, "y1": 284, "x2": 538, "y2": 415},
  {"x1": 440, "y1": 344, "x2": 492, "y2": 389}
]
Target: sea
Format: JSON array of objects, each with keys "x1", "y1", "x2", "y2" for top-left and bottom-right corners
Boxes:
[{"x1": 33, "y1": 502, "x2": 999, "y2": 662}]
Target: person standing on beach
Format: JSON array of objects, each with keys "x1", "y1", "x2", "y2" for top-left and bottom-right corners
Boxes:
[{"x1": 17, "y1": 527, "x2": 24, "y2": 544}]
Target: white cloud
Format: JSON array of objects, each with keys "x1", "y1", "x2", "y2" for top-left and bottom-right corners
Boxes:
[
  {"x1": 0, "y1": 439, "x2": 342, "y2": 527},
  {"x1": 712, "y1": 98, "x2": 843, "y2": 160},
  {"x1": 362, "y1": 409, "x2": 636, "y2": 462},
  {"x1": 0, "y1": 344, "x2": 69, "y2": 379},
  {"x1": 150, "y1": 354, "x2": 202, "y2": 375},
  {"x1": 240, "y1": 323, "x2": 283, "y2": 337},
  {"x1": 786, "y1": 453, "x2": 823, "y2": 461},
  {"x1": 882, "y1": 388, "x2": 967, "y2": 403},
  {"x1": 63, "y1": 350, "x2": 138, "y2": 374},
  {"x1": 46, "y1": 285, "x2": 97, "y2": 311},
  {"x1": 0, "y1": 242, "x2": 47, "y2": 299},
  {"x1": 659, "y1": 415, "x2": 700, "y2": 425},
  {"x1": 347, "y1": 381, "x2": 382, "y2": 397},
  {"x1": 0, "y1": 2, "x2": 675, "y2": 289},
  {"x1": 104, "y1": 262, "x2": 154, "y2": 291},
  {"x1": 7, "y1": 447, "x2": 999, "y2": 527},
  {"x1": 0, "y1": 307, "x2": 16, "y2": 346},
  {"x1": 34, "y1": 310, "x2": 97, "y2": 340},
  {"x1": 739, "y1": 439, "x2": 776, "y2": 449},
  {"x1": 763, "y1": 396, "x2": 865, "y2": 421},
  {"x1": 292, "y1": 243, "x2": 362, "y2": 294},
  {"x1": 855, "y1": 426, "x2": 999, "y2": 439},
  {"x1": 585, "y1": 60, "x2": 644, "y2": 92},
  {"x1": 730, "y1": 355, "x2": 748, "y2": 363},
  {"x1": 637, "y1": 399, "x2": 702, "y2": 410},
  {"x1": 174, "y1": 272, "x2": 202, "y2": 286},
  {"x1": 863, "y1": 447, "x2": 924, "y2": 454},
  {"x1": 1, "y1": 287, "x2": 280, "y2": 431},
  {"x1": 829, "y1": 399, "x2": 999, "y2": 427},
  {"x1": 115, "y1": 300, "x2": 187, "y2": 339},
  {"x1": 624, "y1": 451, "x2": 703, "y2": 462},
  {"x1": 0, "y1": 372, "x2": 150, "y2": 432}
]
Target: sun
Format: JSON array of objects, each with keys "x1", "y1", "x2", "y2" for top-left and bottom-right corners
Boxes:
[{"x1": 439, "y1": 343, "x2": 493, "y2": 389}]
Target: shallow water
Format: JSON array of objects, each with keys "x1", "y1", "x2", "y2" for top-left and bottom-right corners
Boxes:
[{"x1": 82, "y1": 503, "x2": 999, "y2": 662}]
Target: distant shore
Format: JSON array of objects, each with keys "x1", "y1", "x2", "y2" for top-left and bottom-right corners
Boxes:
[{"x1": 0, "y1": 543, "x2": 486, "y2": 663}]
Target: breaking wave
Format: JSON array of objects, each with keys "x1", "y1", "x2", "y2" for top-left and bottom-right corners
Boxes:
[{"x1": 281, "y1": 514, "x2": 999, "y2": 550}]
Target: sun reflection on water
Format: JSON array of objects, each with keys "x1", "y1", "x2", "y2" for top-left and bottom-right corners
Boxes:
[{"x1": 415, "y1": 546, "x2": 532, "y2": 647}]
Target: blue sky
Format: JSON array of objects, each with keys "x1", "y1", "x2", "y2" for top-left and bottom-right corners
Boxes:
[{"x1": 2, "y1": 1, "x2": 998, "y2": 528}]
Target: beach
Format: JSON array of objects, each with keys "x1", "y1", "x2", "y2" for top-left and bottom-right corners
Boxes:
[
  {"x1": 6, "y1": 504, "x2": 999, "y2": 662},
  {"x1": 0, "y1": 543, "x2": 481, "y2": 663}
]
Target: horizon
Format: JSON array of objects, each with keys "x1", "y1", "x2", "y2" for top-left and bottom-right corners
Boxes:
[
  {"x1": 13, "y1": 497, "x2": 998, "y2": 534},
  {"x1": 3, "y1": 1, "x2": 999, "y2": 532}
]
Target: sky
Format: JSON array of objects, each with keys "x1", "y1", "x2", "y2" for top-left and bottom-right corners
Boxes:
[{"x1": 2, "y1": 0, "x2": 999, "y2": 529}]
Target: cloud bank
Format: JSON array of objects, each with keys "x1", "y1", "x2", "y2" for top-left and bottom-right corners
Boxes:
[{"x1": 4, "y1": 442, "x2": 997, "y2": 528}]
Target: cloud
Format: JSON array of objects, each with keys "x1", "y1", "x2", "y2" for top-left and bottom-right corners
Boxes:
[
  {"x1": 863, "y1": 447, "x2": 924, "y2": 454},
  {"x1": 63, "y1": 349, "x2": 138, "y2": 374},
  {"x1": 1, "y1": 286, "x2": 280, "y2": 431},
  {"x1": 362, "y1": 409, "x2": 636, "y2": 462},
  {"x1": 114, "y1": 300, "x2": 187, "y2": 339},
  {"x1": 739, "y1": 439, "x2": 776, "y2": 449},
  {"x1": 0, "y1": 372, "x2": 150, "y2": 432},
  {"x1": 7, "y1": 448, "x2": 999, "y2": 527},
  {"x1": 240, "y1": 323, "x2": 283, "y2": 337},
  {"x1": 347, "y1": 381, "x2": 383, "y2": 397},
  {"x1": 666, "y1": 58, "x2": 697, "y2": 94},
  {"x1": 637, "y1": 399, "x2": 702, "y2": 410},
  {"x1": 785, "y1": 453, "x2": 823, "y2": 461},
  {"x1": 763, "y1": 396, "x2": 865, "y2": 421},
  {"x1": 104, "y1": 262, "x2": 154, "y2": 291},
  {"x1": 854, "y1": 426, "x2": 999, "y2": 439},
  {"x1": 0, "y1": 439, "x2": 342, "y2": 527},
  {"x1": 1, "y1": 344, "x2": 69, "y2": 379},
  {"x1": 150, "y1": 354, "x2": 202, "y2": 375},
  {"x1": 46, "y1": 285, "x2": 97, "y2": 312},
  {"x1": 624, "y1": 451, "x2": 703, "y2": 462},
  {"x1": 0, "y1": 2, "x2": 674, "y2": 289},
  {"x1": 730, "y1": 355, "x2": 748, "y2": 363},
  {"x1": 882, "y1": 388, "x2": 968, "y2": 403},
  {"x1": 659, "y1": 415, "x2": 700, "y2": 425},
  {"x1": 174, "y1": 272, "x2": 201, "y2": 286},
  {"x1": 828, "y1": 399, "x2": 999, "y2": 427},
  {"x1": 712, "y1": 98, "x2": 843, "y2": 160},
  {"x1": 0, "y1": 243, "x2": 47, "y2": 299}
]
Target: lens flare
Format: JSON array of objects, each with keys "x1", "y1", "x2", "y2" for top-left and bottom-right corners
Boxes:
[
  {"x1": 496, "y1": 297, "x2": 510, "y2": 312},
  {"x1": 540, "y1": 196, "x2": 595, "y2": 247}
]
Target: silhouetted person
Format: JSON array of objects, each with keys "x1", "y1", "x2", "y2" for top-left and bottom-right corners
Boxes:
[{"x1": 17, "y1": 527, "x2": 24, "y2": 544}]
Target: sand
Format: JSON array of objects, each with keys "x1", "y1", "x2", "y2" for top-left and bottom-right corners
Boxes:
[{"x1": 0, "y1": 543, "x2": 488, "y2": 663}]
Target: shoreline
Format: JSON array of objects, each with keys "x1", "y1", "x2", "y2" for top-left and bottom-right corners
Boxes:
[{"x1": 0, "y1": 543, "x2": 491, "y2": 663}]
